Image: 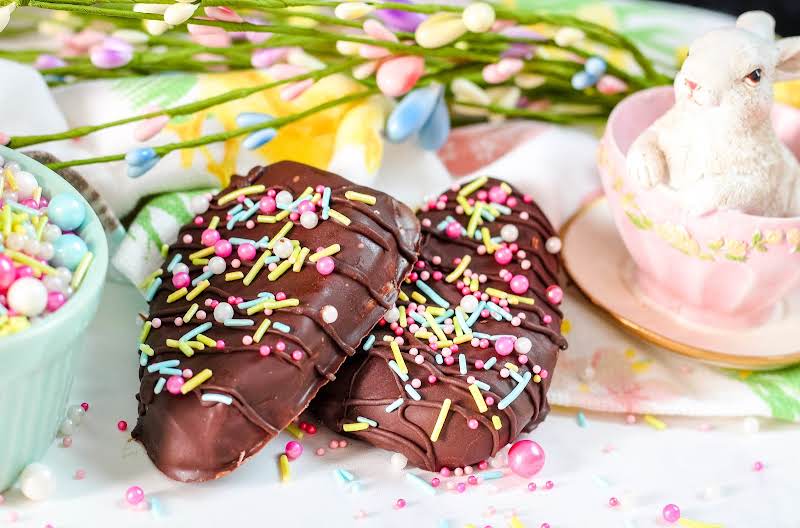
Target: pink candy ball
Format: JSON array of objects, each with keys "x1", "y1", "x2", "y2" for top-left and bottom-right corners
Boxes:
[
  {"x1": 487, "y1": 185, "x2": 508, "y2": 204},
  {"x1": 214, "y1": 239, "x2": 233, "y2": 258},
  {"x1": 285, "y1": 441, "x2": 303, "y2": 460},
  {"x1": 166, "y1": 375, "x2": 184, "y2": 395},
  {"x1": 316, "y1": 256, "x2": 335, "y2": 276},
  {"x1": 46, "y1": 291, "x2": 66, "y2": 312},
  {"x1": 494, "y1": 336, "x2": 515, "y2": 356},
  {"x1": 662, "y1": 504, "x2": 681, "y2": 523},
  {"x1": 0, "y1": 255, "x2": 14, "y2": 289},
  {"x1": 509, "y1": 274, "x2": 529, "y2": 295},
  {"x1": 296, "y1": 200, "x2": 315, "y2": 214},
  {"x1": 546, "y1": 285, "x2": 563, "y2": 305},
  {"x1": 237, "y1": 243, "x2": 257, "y2": 261},
  {"x1": 125, "y1": 486, "x2": 144, "y2": 505},
  {"x1": 445, "y1": 222, "x2": 462, "y2": 239},
  {"x1": 201, "y1": 229, "x2": 220, "y2": 247},
  {"x1": 507, "y1": 440, "x2": 546, "y2": 478},
  {"x1": 494, "y1": 246, "x2": 513, "y2": 265},
  {"x1": 172, "y1": 272, "x2": 190, "y2": 289},
  {"x1": 259, "y1": 196, "x2": 277, "y2": 214}
]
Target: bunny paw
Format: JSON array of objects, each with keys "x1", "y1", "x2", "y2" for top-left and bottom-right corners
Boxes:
[{"x1": 627, "y1": 145, "x2": 667, "y2": 189}]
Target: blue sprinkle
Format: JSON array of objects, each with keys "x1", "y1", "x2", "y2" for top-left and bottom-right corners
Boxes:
[
  {"x1": 362, "y1": 334, "x2": 376, "y2": 351},
  {"x1": 480, "y1": 208, "x2": 496, "y2": 222},
  {"x1": 483, "y1": 357, "x2": 497, "y2": 370},
  {"x1": 406, "y1": 472, "x2": 438, "y2": 496},
  {"x1": 255, "y1": 236, "x2": 270, "y2": 248},
  {"x1": 385, "y1": 398, "x2": 403, "y2": 413},
  {"x1": 435, "y1": 354, "x2": 443, "y2": 364},
  {"x1": 192, "y1": 270, "x2": 214, "y2": 286},
  {"x1": 356, "y1": 416, "x2": 378, "y2": 427},
  {"x1": 479, "y1": 470, "x2": 504, "y2": 481},
  {"x1": 243, "y1": 197, "x2": 255, "y2": 208},
  {"x1": 321, "y1": 187, "x2": 331, "y2": 220},
  {"x1": 416, "y1": 280, "x2": 450, "y2": 308},
  {"x1": 239, "y1": 203, "x2": 260, "y2": 222},
  {"x1": 437, "y1": 216, "x2": 456, "y2": 231},
  {"x1": 486, "y1": 302, "x2": 512, "y2": 321},
  {"x1": 466, "y1": 301, "x2": 485, "y2": 327},
  {"x1": 227, "y1": 211, "x2": 244, "y2": 230},
  {"x1": 388, "y1": 360, "x2": 409, "y2": 382},
  {"x1": 144, "y1": 277, "x2": 162, "y2": 302},
  {"x1": 228, "y1": 204, "x2": 244, "y2": 217},
  {"x1": 230, "y1": 237, "x2": 256, "y2": 246},
  {"x1": 509, "y1": 369, "x2": 524, "y2": 383},
  {"x1": 179, "y1": 322, "x2": 212, "y2": 342},
  {"x1": 153, "y1": 378, "x2": 166, "y2": 395},
  {"x1": 147, "y1": 359, "x2": 180, "y2": 373},
  {"x1": 160, "y1": 368, "x2": 183, "y2": 376},
  {"x1": 243, "y1": 128, "x2": 277, "y2": 150},
  {"x1": 577, "y1": 411, "x2": 588, "y2": 428},
  {"x1": 493, "y1": 203, "x2": 512, "y2": 215},
  {"x1": 149, "y1": 496, "x2": 165, "y2": 518},
  {"x1": 202, "y1": 393, "x2": 233, "y2": 405},
  {"x1": 166, "y1": 253, "x2": 182, "y2": 272},
  {"x1": 472, "y1": 332, "x2": 492, "y2": 339},
  {"x1": 224, "y1": 318, "x2": 254, "y2": 327},
  {"x1": 339, "y1": 469, "x2": 356, "y2": 482},
  {"x1": 497, "y1": 371, "x2": 532, "y2": 410},
  {"x1": 473, "y1": 379, "x2": 491, "y2": 391},
  {"x1": 404, "y1": 384, "x2": 422, "y2": 401},
  {"x1": 238, "y1": 293, "x2": 274, "y2": 310},
  {"x1": 409, "y1": 311, "x2": 428, "y2": 327},
  {"x1": 273, "y1": 322, "x2": 291, "y2": 333},
  {"x1": 8, "y1": 200, "x2": 41, "y2": 216},
  {"x1": 333, "y1": 469, "x2": 351, "y2": 485},
  {"x1": 455, "y1": 308, "x2": 469, "y2": 331},
  {"x1": 459, "y1": 353, "x2": 467, "y2": 374},
  {"x1": 434, "y1": 309, "x2": 454, "y2": 324},
  {"x1": 139, "y1": 351, "x2": 148, "y2": 367}
]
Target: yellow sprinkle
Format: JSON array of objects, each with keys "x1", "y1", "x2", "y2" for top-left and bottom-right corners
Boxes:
[
  {"x1": 5, "y1": 249, "x2": 56, "y2": 276},
  {"x1": 533, "y1": 374, "x2": 542, "y2": 383},
  {"x1": 625, "y1": 347, "x2": 637, "y2": 359},
  {"x1": 505, "y1": 362, "x2": 519, "y2": 372},
  {"x1": 481, "y1": 227, "x2": 495, "y2": 254},
  {"x1": 286, "y1": 423, "x2": 304, "y2": 439},
  {"x1": 309, "y1": 244, "x2": 341, "y2": 263},
  {"x1": 166, "y1": 339, "x2": 203, "y2": 350},
  {"x1": 139, "y1": 321, "x2": 152, "y2": 344},
  {"x1": 71, "y1": 251, "x2": 93, "y2": 290},
  {"x1": 469, "y1": 384, "x2": 488, "y2": 413},
  {"x1": 186, "y1": 280, "x2": 209, "y2": 301},
  {"x1": 437, "y1": 340, "x2": 453, "y2": 348},
  {"x1": 191, "y1": 258, "x2": 209, "y2": 266},
  {"x1": 561, "y1": 319, "x2": 572, "y2": 334},
  {"x1": 466, "y1": 202, "x2": 483, "y2": 237},
  {"x1": 139, "y1": 343, "x2": 154, "y2": 356},
  {"x1": 508, "y1": 295, "x2": 535, "y2": 305},
  {"x1": 267, "y1": 221, "x2": 294, "y2": 249},
  {"x1": 390, "y1": 340, "x2": 407, "y2": 374},
  {"x1": 485, "y1": 287, "x2": 508, "y2": 299},
  {"x1": 456, "y1": 195, "x2": 474, "y2": 215},
  {"x1": 32, "y1": 186, "x2": 42, "y2": 202},
  {"x1": 345, "y1": 190, "x2": 377, "y2": 205},
  {"x1": 445, "y1": 255, "x2": 471, "y2": 283},
  {"x1": 293, "y1": 247, "x2": 309, "y2": 272},
  {"x1": 491, "y1": 415, "x2": 502, "y2": 430},
  {"x1": 414, "y1": 330, "x2": 433, "y2": 340},
  {"x1": 458, "y1": 176, "x2": 488, "y2": 197},
  {"x1": 398, "y1": 306, "x2": 407, "y2": 328},
  {"x1": 289, "y1": 244, "x2": 301, "y2": 264},
  {"x1": 430, "y1": 398, "x2": 451, "y2": 442},
  {"x1": 0, "y1": 175, "x2": 4, "y2": 195},
  {"x1": 35, "y1": 214, "x2": 47, "y2": 240},
  {"x1": 208, "y1": 216, "x2": 220, "y2": 230},
  {"x1": 268, "y1": 258, "x2": 294, "y2": 281},
  {"x1": 196, "y1": 334, "x2": 216, "y2": 347},
  {"x1": 677, "y1": 519, "x2": 723, "y2": 528},
  {"x1": 160, "y1": 244, "x2": 169, "y2": 257},
  {"x1": 2, "y1": 205, "x2": 11, "y2": 237},
  {"x1": 426, "y1": 306, "x2": 446, "y2": 316},
  {"x1": 254, "y1": 318, "x2": 272, "y2": 343},
  {"x1": 510, "y1": 515, "x2": 526, "y2": 528},
  {"x1": 311, "y1": 192, "x2": 322, "y2": 204},
  {"x1": 167, "y1": 288, "x2": 188, "y2": 303},
  {"x1": 225, "y1": 271, "x2": 244, "y2": 281},
  {"x1": 257, "y1": 215, "x2": 277, "y2": 224},
  {"x1": 470, "y1": 276, "x2": 479, "y2": 292},
  {"x1": 138, "y1": 269, "x2": 163, "y2": 290},
  {"x1": 189, "y1": 246, "x2": 215, "y2": 260},
  {"x1": 423, "y1": 311, "x2": 447, "y2": 342},
  {"x1": 183, "y1": 303, "x2": 199, "y2": 322},
  {"x1": 243, "y1": 249, "x2": 272, "y2": 286},
  {"x1": 275, "y1": 209, "x2": 290, "y2": 221},
  {"x1": 486, "y1": 203, "x2": 500, "y2": 217},
  {"x1": 4, "y1": 167, "x2": 18, "y2": 190},
  {"x1": 279, "y1": 453, "x2": 291, "y2": 483},
  {"x1": 631, "y1": 360, "x2": 652, "y2": 374},
  {"x1": 499, "y1": 182, "x2": 512, "y2": 195},
  {"x1": 178, "y1": 341, "x2": 195, "y2": 357},
  {"x1": 454, "y1": 315, "x2": 463, "y2": 336},
  {"x1": 343, "y1": 422, "x2": 369, "y2": 432},
  {"x1": 181, "y1": 368, "x2": 212, "y2": 394},
  {"x1": 327, "y1": 208, "x2": 351, "y2": 226},
  {"x1": 217, "y1": 184, "x2": 266, "y2": 206},
  {"x1": 644, "y1": 414, "x2": 667, "y2": 431},
  {"x1": 411, "y1": 291, "x2": 427, "y2": 304}
]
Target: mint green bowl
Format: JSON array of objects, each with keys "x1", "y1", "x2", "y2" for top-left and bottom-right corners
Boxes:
[{"x1": 0, "y1": 146, "x2": 108, "y2": 492}]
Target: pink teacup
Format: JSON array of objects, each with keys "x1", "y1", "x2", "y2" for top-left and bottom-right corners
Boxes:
[{"x1": 599, "y1": 86, "x2": 800, "y2": 329}]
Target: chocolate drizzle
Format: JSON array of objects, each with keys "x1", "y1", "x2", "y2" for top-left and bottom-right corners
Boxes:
[
  {"x1": 314, "y1": 177, "x2": 567, "y2": 471},
  {"x1": 133, "y1": 161, "x2": 420, "y2": 482}
]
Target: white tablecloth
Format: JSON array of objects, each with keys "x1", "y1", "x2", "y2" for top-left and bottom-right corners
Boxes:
[{"x1": 1, "y1": 281, "x2": 798, "y2": 527}]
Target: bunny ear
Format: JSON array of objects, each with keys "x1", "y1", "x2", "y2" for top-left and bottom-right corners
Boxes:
[
  {"x1": 777, "y1": 37, "x2": 800, "y2": 81},
  {"x1": 736, "y1": 10, "x2": 775, "y2": 40}
]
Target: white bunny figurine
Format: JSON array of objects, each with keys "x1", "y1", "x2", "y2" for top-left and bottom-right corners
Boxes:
[{"x1": 627, "y1": 11, "x2": 800, "y2": 217}]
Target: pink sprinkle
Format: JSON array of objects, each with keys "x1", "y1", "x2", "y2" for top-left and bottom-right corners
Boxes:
[
  {"x1": 166, "y1": 376, "x2": 184, "y2": 394},
  {"x1": 430, "y1": 478, "x2": 440, "y2": 487},
  {"x1": 316, "y1": 448, "x2": 325, "y2": 456},
  {"x1": 74, "y1": 469, "x2": 86, "y2": 480},
  {"x1": 394, "y1": 498, "x2": 407, "y2": 510},
  {"x1": 329, "y1": 440, "x2": 338, "y2": 449},
  {"x1": 292, "y1": 350, "x2": 303, "y2": 361},
  {"x1": 456, "y1": 482, "x2": 466, "y2": 493},
  {"x1": 182, "y1": 369, "x2": 193, "y2": 379},
  {"x1": 468, "y1": 419, "x2": 479, "y2": 430},
  {"x1": 339, "y1": 440, "x2": 347, "y2": 448},
  {"x1": 440, "y1": 467, "x2": 451, "y2": 477},
  {"x1": 544, "y1": 480, "x2": 554, "y2": 490},
  {"x1": 468, "y1": 475, "x2": 478, "y2": 485},
  {"x1": 193, "y1": 216, "x2": 204, "y2": 226},
  {"x1": 81, "y1": 402, "x2": 89, "y2": 411},
  {"x1": 485, "y1": 396, "x2": 494, "y2": 406},
  {"x1": 62, "y1": 436, "x2": 72, "y2": 447},
  {"x1": 182, "y1": 234, "x2": 193, "y2": 244},
  {"x1": 125, "y1": 486, "x2": 145, "y2": 506},
  {"x1": 285, "y1": 441, "x2": 303, "y2": 460},
  {"x1": 609, "y1": 497, "x2": 620, "y2": 507},
  {"x1": 117, "y1": 420, "x2": 128, "y2": 431},
  {"x1": 527, "y1": 482, "x2": 536, "y2": 491},
  {"x1": 753, "y1": 461, "x2": 765, "y2": 471},
  {"x1": 260, "y1": 346, "x2": 271, "y2": 357},
  {"x1": 151, "y1": 318, "x2": 162, "y2": 329}
]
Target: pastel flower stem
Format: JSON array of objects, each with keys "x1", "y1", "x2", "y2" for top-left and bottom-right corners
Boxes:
[{"x1": 8, "y1": 59, "x2": 359, "y2": 148}]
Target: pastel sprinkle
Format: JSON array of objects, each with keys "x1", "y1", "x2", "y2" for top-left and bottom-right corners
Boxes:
[
  {"x1": 406, "y1": 472, "x2": 438, "y2": 495},
  {"x1": 416, "y1": 280, "x2": 450, "y2": 308},
  {"x1": 385, "y1": 398, "x2": 404, "y2": 412},
  {"x1": 154, "y1": 377, "x2": 166, "y2": 394},
  {"x1": 179, "y1": 322, "x2": 212, "y2": 342},
  {"x1": 388, "y1": 360, "x2": 409, "y2": 381},
  {"x1": 390, "y1": 340, "x2": 407, "y2": 374},
  {"x1": 469, "y1": 384, "x2": 488, "y2": 413},
  {"x1": 217, "y1": 184, "x2": 266, "y2": 206},
  {"x1": 491, "y1": 415, "x2": 502, "y2": 430},
  {"x1": 459, "y1": 353, "x2": 467, "y2": 374},
  {"x1": 356, "y1": 416, "x2": 378, "y2": 427},
  {"x1": 497, "y1": 371, "x2": 531, "y2": 410},
  {"x1": 404, "y1": 384, "x2": 422, "y2": 400},
  {"x1": 279, "y1": 454, "x2": 290, "y2": 482},
  {"x1": 144, "y1": 277, "x2": 162, "y2": 302},
  {"x1": 362, "y1": 334, "x2": 376, "y2": 350},
  {"x1": 577, "y1": 411, "x2": 588, "y2": 427},
  {"x1": 180, "y1": 368, "x2": 213, "y2": 394},
  {"x1": 343, "y1": 422, "x2": 370, "y2": 432},
  {"x1": 644, "y1": 414, "x2": 667, "y2": 431},
  {"x1": 345, "y1": 190, "x2": 377, "y2": 205},
  {"x1": 273, "y1": 321, "x2": 292, "y2": 333},
  {"x1": 445, "y1": 255, "x2": 471, "y2": 283},
  {"x1": 201, "y1": 393, "x2": 233, "y2": 405},
  {"x1": 430, "y1": 398, "x2": 451, "y2": 442}
]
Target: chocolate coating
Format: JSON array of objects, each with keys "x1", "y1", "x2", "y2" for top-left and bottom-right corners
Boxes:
[
  {"x1": 314, "y1": 178, "x2": 567, "y2": 471},
  {"x1": 133, "y1": 161, "x2": 420, "y2": 482}
]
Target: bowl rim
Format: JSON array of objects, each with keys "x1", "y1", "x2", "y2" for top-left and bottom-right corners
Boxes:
[
  {"x1": 605, "y1": 85, "x2": 800, "y2": 224},
  {"x1": 0, "y1": 146, "x2": 109, "y2": 351}
]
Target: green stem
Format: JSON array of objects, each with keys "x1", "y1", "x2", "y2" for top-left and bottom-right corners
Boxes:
[{"x1": 9, "y1": 59, "x2": 359, "y2": 148}]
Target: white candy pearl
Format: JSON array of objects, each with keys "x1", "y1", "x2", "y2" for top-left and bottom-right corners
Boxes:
[
  {"x1": 300, "y1": 211, "x2": 318, "y2": 230},
  {"x1": 579, "y1": 365, "x2": 596, "y2": 382},
  {"x1": 462, "y1": 2, "x2": 495, "y2": 33},
  {"x1": 172, "y1": 263, "x2": 189, "y2": 276},
  {"x1": 390, "y1": 452, "x2": 408, "y2": 471},
  {"x1": 43, "y1": 224, "x2": 62, "y2": 242},
  {"x1": 19, "y1": 463, "x2": 56, "y2": 501},
  {"x1": 321, "y1": 305, "x2": 338, "y2": 324},
  {"x1": 742, "y1": 417, "x2": 759, "y2": 434},
  {"x1": 500, "y1": 224, "x2": 519, "y2": 243},
  {"x1": 514, "y1": 336, "x2": 532, "y2": 354},
  {"x1": 460, "y1": 295, "x2": 479, "y2": 313},
  {"x1": 59, "y1": 417, "x2": 76, "y2": 436},
  {"x1": 274, "y1": 238, "x2": 294, "y2": 259},
  {"x1": 8, "y1": 277, "x2": 48, "y2": 316},
  {"x1": 275, "y1": 190, "x2": 293, "y2": 208},
  {"x1": 67, "y1": 404, "x2": 85, "y2": 425},
  {"x1": 213, "y1": 302, "x2": 234, "y2": 323},
  {"x1": 43, "y1": 275, "x2": 67, "y2": 293},
  {"x1": 384, "y1": 306, "x2": 400, "y2": 324},
  {"x1": 208, "y1": 256, "x2": 227, "y2": 275},
  {"x1": 14, "y1": 171, "x2": 38, "y2": 200},
  {"x1": 545, "y1": 236, "x2": 562, "y2": 254},
  {"x1": 190, "y1": 195, "x2": 210, "y2": 215}
]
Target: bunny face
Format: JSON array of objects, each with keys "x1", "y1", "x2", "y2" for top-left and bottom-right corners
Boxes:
[{"x1": 675, "y1": 28, "x2": 777, "y2": 123}]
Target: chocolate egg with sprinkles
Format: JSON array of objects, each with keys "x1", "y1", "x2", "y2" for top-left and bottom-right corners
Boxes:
[
  {"x1": 133, "y1": 161, "x2": 421, "y2": 482},
  {"x1": 313, "y1": 177, "x2": 567, "y2": 471}
]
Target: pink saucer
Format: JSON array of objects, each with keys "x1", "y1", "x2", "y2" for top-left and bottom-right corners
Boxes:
[{"x1": 562, "y1": 198, "x2": 800, "y2": 370}]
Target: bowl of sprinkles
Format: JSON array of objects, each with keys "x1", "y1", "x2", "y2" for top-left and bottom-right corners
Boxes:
[{"x1": 0, "y1": 145, "x2": 108, "y2": 492}]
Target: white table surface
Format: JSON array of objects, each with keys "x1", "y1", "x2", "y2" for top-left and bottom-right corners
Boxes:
[{"x1": 2, "y1": 281, "x2": 799, "y2": 528}]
